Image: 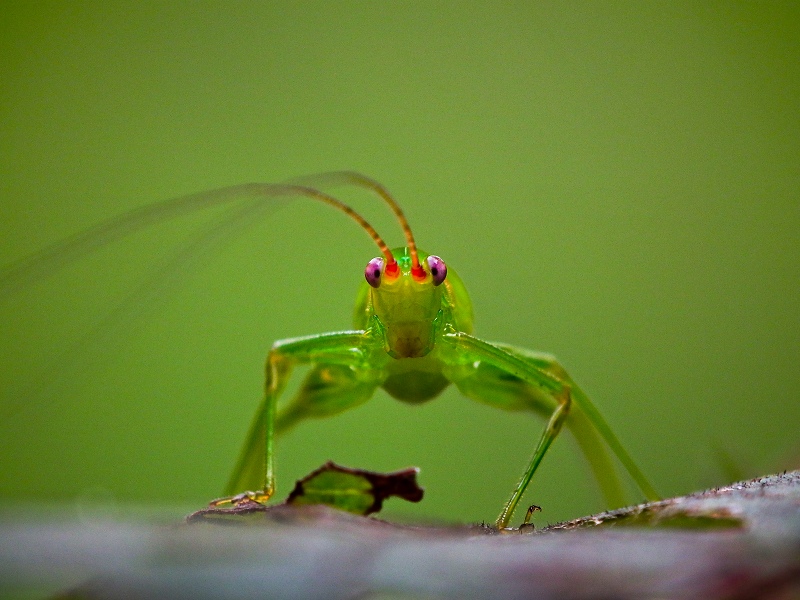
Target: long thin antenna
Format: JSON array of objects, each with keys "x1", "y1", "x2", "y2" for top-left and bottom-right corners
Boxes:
[
  {"x1": 0, "y1": 182, "x2": 396, "y2": 293},
  {"x1": 285, "y1": 172, "x2": 424, "y2": 278},
  {"x1": 278, "y1": 184, "x2": 395, "y2": 264}
]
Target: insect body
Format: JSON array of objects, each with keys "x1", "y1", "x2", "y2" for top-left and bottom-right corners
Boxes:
[
  {"x1": 216, "y1": 172, "x2": 659, "y2": 528},
  {"x1": 1, "y1": 171, "x2": 658, "y2": 528}
]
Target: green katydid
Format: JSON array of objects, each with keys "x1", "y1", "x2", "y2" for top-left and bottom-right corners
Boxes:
[{"x1": 1, "y1": 171, "x2": 658, "y2": 528}]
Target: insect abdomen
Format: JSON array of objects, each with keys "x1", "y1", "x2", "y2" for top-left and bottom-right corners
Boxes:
[{"x1": 381, "y1": 370, "x2": 450, "y2": 404}]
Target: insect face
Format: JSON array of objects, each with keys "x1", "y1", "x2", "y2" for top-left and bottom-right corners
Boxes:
[{"x1": 368, "y1": 248, "x2": 445, "y2": 359}]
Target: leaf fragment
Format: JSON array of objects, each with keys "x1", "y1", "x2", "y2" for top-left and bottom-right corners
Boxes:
[{"x1": 285, "y1": 461, "x2": 424, "y2": 516}]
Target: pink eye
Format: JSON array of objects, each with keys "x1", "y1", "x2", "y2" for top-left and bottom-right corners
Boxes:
[
  {"x1": 365, "y1": 257, "x2": 384, "y2": 288},
  {"x1": 426, "y1": 255, "x2": 447, "y2": 286}
]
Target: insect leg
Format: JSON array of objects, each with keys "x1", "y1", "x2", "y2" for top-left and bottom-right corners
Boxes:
[
  {"x1": 275, "y1": 363, "x2": 383, "y2": 433},
  {"x1": 498, "y1": 386, "x2": 571, "y2": 529},
  {"x1": 498, "y1": 345, "x2": 659, "y2": 505},
  {"x1": 442, "y1": 332, "x2": 658, "y2": 527},
  {"x1": 440, "y1": 332, "x2": 576, "y2": 528},
  {"x1": 223, "y1": 330, "x2": 383, "y2": 502},
  {"x1": 445, "y1": 357, "x2": 626, "y2": 513}
]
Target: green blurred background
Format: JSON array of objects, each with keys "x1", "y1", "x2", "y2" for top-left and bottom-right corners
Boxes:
[{"x1": 1, "y1": 2, "x2": 798, "y2": 525}]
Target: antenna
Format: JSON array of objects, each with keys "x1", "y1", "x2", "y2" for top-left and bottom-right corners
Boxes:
[
  {"x1": 279, "y1": 184, "x2": 395, "y2": 266},
  {"x1": 285, "y1": 172, "x2": 425, "y2": 279}
]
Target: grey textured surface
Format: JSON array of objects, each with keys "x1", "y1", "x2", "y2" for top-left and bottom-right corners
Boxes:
[{"x1": 2, "y1": 472, "x2": 799, "y2": 599}]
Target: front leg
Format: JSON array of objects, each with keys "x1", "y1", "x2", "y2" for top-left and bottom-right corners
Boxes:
[
  {"x1": 220, "y1": 330, "x2": 385, "y2": 504},
  {"x1": 442, "y1": 332, "x2": 658, "y2": 529},
  {"x1": 440, "y1": 332, "x2": 574, "y2": 528}
]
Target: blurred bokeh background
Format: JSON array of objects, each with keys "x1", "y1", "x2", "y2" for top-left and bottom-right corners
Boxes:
[{"x1": 1, "y1": 2, "x2": 798, "y2": 525}]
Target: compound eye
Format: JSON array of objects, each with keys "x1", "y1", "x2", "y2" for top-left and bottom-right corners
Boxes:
[
  {"x1": 365, "y1": 257, "x2": 384, "y2": 288},
  {"x1": 426, "y1": 255, "x2": 447, "y2": 286}
]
